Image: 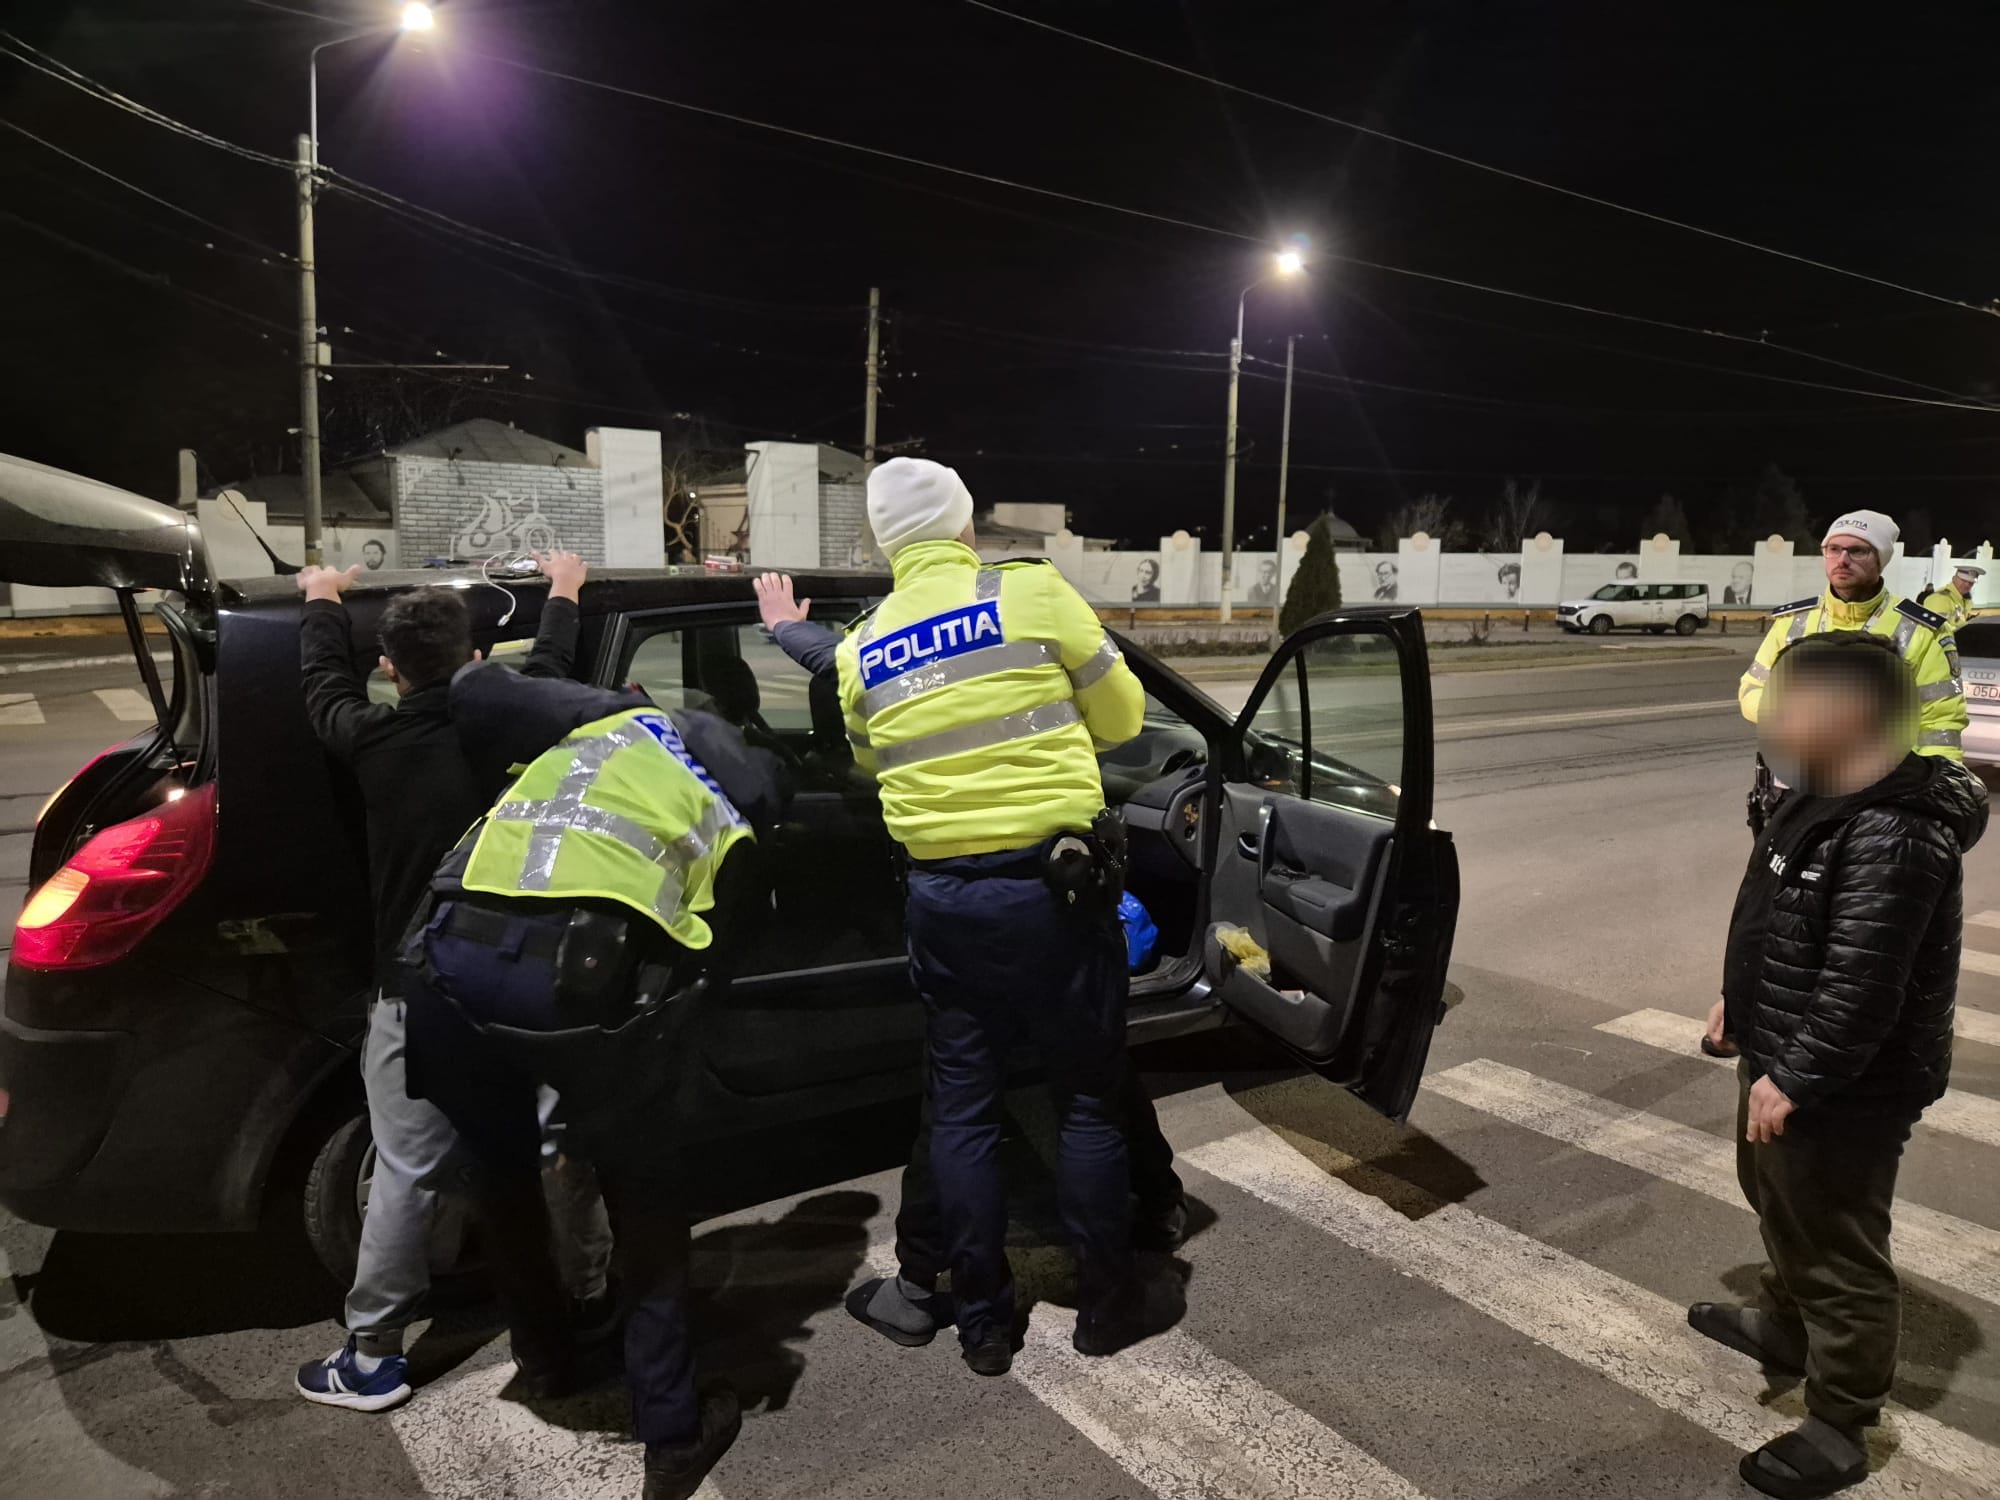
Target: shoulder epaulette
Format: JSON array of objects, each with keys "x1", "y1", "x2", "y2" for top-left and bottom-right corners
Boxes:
[
  {"x1": 842, "y1": 603, "x2": 880, "y2": 635},
  {"x1": 991, "y1": 555, "x2": 1053, "y2": 568},
  {"x1": 1896, "y1": 598, "x2": 1947, "y2": 632},
  {"x1": 1771, "y1": 597, "x2": 1819, "y2": 616}
]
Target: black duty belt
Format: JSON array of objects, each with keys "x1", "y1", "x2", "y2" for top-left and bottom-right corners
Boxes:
[{"x1": 437, "y1": 900, "x2": 567, "y2": 961}]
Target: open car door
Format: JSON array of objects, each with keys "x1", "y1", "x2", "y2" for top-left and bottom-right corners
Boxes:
[{"x1": 1203, "y1": 608, "x2": 1459, "y2": 1122}]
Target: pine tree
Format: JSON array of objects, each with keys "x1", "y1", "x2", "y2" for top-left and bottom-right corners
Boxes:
[{"x1": 1280, "y1": 512, "x2": 1345, "y2": 635}]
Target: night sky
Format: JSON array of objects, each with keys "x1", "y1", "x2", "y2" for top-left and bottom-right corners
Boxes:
[{"x1": 5, "y1": 0, "x2": 2000, "y2": 550}]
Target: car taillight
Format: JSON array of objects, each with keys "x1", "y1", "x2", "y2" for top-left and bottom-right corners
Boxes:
[{"x1": 14, "y1": 782, "x2": 216, "y2": 970}]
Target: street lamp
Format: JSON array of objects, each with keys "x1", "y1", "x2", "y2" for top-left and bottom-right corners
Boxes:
[
  {"x1": 1219, "y1": 247, "x2": 1304, "y2": 623},
  {"x1": 298, "y1": 4, "x2": 438, "y2": 562}
]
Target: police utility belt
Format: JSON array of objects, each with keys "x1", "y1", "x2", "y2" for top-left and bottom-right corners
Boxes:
[{"x1": 922, "y1": 808, "x2": 1127, "y2": 917}]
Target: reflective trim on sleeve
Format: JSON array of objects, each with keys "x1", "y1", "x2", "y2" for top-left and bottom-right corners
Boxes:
[
  {"x1": 1919, "y1": 677, "x2": 1962, "y2": 704},
  {"x1": 847, "y1": 725, "x2": 872, "y2": 749},
  {"x1": 859, "y1": 639, "x2": 1062, "y2": 716},
  {"x1": 873, "y1": 700, "x2": 1081, "y2": 771},
  {"x1": 975, "y1": 568, "x2": 1004, "y2": 601},
  {"x1": 1783, "y1": 610, "x2": 1814, "y2": 646},
  {"x1": 1919, "y1": 728, "x2": 1963, "y2": 749},
  {"x1": 1891, "y1": 615, "x2": 1920, "y2": 656},
  {"x1": 1744, "y1": 660, "x2": 1770, "y2": 683},
  {"x1": 1069, "y1": 636, "x2": 1124, "y2": 691}
]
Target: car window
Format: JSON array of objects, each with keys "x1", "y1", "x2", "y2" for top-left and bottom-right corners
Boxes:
[
  {"x1": 1098, "y1": 691, "x2": 1209, "y2": 804},
  {"x1": 1958, "y1": 621, "x2": 2000, "y2": 659},
  {"x1": 365, "y1": 632, "x2": 540, "y2": 704},
  {"x1": 1244, "y1": 631, "x2": 1402, "y2": 818}
]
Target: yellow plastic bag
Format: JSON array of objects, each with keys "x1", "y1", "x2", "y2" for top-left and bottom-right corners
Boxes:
[{"x1": 1214, "y1": 924, "x2": 1271, "y2": 982}]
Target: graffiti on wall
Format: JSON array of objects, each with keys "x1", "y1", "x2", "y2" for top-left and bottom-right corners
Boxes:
[{"x1": 449, "y1": 491, "x2": 561, "y2": 559}]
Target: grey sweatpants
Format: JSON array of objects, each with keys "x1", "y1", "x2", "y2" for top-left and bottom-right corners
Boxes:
[{"x1": 346, "y1": 997, "x2": 613, "y2": 1349}]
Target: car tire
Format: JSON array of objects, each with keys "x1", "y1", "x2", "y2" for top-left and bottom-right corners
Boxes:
[
  {"x1": 302, "y1": 1107, "x2": 371, "y2": 1284},
  {"x1": 1588, "y1": 614, "x2": 1612, "y2": 635},
  {"x1": 1675, "y1": 614, "x2": 1700, "y2": 636}
]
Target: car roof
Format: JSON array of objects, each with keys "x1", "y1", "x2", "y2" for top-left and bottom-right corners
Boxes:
[{"x1": 226, "y1": 564, "x2": 892, "y2": 615}]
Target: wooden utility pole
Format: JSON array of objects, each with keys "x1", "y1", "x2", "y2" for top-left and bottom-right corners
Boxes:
[{"x1": 863, "y1": 286, "x2": 881, "y2": 471}]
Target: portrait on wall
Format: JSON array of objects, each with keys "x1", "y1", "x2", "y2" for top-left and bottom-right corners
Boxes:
[
  {"x1": 1614, "y1": 561, "x2": 1638, "y2": 581},
  {"x1": 1496, "y1": 561, "x2": 1521, "y2": 600},
  {"x1": 1131, "y1": 556, "x2": 1162, "y2": 604},
  {"x1": 361, "y1": 538, "x2": 387, "y2": 572},
  {"x1": 1373, "y1": 558, "x2": 1399, "y2": 601},
  {"x1": 1248, "y1": 557, "x2": 1280, "y2": 607},
  {"x1": 1724, "y1": 561, "x2": 1754, "y2": 605}
]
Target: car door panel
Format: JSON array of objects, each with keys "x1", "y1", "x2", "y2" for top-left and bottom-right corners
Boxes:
[{"x1": 1202, "y1": 610, "x2": 1460, "y2": 1122}]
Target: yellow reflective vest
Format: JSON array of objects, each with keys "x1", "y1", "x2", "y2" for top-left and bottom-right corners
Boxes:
[
  {"x1": 1738, "y1": 589, "x2": 1967, "y2": 761},
  {"x1": 836, "y1": 541, "x2": 1145, "y2": 859},
  {"x1": 1922, "y1": 582, "x2": 1974, "y2": 634},
  {"x1": 461, "y1": 707, "x2": 754, "y2": 948}
]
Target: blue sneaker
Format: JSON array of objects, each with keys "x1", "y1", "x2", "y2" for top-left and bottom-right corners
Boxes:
[{"x1": 295, "y1": 1336, "x2": 413, "y2": 1412}]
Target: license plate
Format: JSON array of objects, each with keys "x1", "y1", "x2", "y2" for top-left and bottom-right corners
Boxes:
[{"x1": 1970, "y1": 681, "x2": 2000, "y2": 702}]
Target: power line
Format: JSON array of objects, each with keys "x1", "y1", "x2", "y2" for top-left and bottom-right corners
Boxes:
[{"x1": 963, "y1": 0, "x2": 2000, "y2": 321}]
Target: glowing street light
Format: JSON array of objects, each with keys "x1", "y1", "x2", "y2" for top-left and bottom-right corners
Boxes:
[
  {"x1": 400, "y1": 2, "x2": 436, "y2": 31},
  {"x1": 1218, "y1": 245, "x2": 1309, "y2": 622}
]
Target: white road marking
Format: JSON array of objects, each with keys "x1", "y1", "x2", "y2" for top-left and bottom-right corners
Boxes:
[
  {"x1": 0, "y1": 693, "x2": 44, "y2": 725},
  {"x1": 1595, "y1": 1008, "x2": 2000, "y2": 1149},
  {"x1": 93, "y1": 687, "x2": 156, "y2": 722},
  {"x1": 1427, "y1": 1059, "x2": 2000, "y2": 1310},
  {"x1": 1959, "y1": 1006, "x2": 2000, "y2": 1050},
  {"x1": 386, "y1": 1348, "x2": 725, "y2": 1498},
  {"x1": 1957, "y1": 947, "x2": 2000, "y2": 979},
  {"x1": 1186, "y1": 1124, "x2": 2000, "y2": 1498},
  {"x1": 859, "y1": 1232, "x2": 1427, "y2": 1500},
  {"x1": 0, "y1": 651, "x2": 171, "y2": 677},
  {"x1": 1968, "y1": 911, "x2": 2000, "y2": 930}
]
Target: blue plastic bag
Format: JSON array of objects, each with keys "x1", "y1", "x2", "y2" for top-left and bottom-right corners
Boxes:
[{"x1": 1119, "y1": 891, "x2": 1158, "y2": 972}]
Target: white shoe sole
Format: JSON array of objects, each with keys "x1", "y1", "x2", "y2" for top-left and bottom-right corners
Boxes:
[{"x1": 294, "y1": 1376, "x2": 413, "y2": 1412}]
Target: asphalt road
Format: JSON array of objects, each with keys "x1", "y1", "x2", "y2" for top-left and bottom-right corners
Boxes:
[{"x1": 5, "y1": 634, "x2": 2000, "y2": 1499}]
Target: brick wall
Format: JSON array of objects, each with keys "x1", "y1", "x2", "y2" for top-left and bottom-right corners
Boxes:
[
  {"x1": 393, "y1": 455, "x2": 608, "y2": 564},
  {"x1": 819, "y1": 482, "x2": 869, "y2": 567}
]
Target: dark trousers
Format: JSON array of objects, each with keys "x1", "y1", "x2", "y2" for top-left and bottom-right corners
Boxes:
[
  {"x1": 1734, "y1": 1062, "x2": 1913, "y2": 1430},
  {"x1": 404, "y1": 904, "x2": 702, "y2": 1454},
  {"x1": 906, "y1": 849, "x2": 1134, "y2": 1345},
  {"x1": 893, "y1": 1066, "x2": 1183, "y2": 1288}
]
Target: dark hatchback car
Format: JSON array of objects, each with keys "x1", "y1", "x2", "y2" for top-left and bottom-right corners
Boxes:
[{"x1": 0, "y1": 456, "x2": 1460, "y2": 1281}]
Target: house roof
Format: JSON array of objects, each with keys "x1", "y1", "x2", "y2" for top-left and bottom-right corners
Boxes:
[
  {"x1": 386, "y1": 418, "x2": 589, "y2": 467},
  {"x1": 205, "y1": 471, "x2": 388, "y2": 524}
]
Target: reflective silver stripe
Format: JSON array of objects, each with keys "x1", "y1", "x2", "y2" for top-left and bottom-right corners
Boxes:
[
  {"x1": 1918, "y1": 677, "x2": 1961, "y2": 703},
  {"x1": 860, "y1": 639, "x2": 1061, "y2": 716},
  {"x1": 975, "y1": 568, "x2": 1003, "y2": 601},
  {"x1": 848, "y1": 726, "x2": 872, "y2": 748},
  {"x1": 873, "y1": 700, "x2": 1081, "y2": 771},
  {"x1": 1744, "y1": 660, "x2": 1770, "y2": 683},
  {"x1": 1919, "y1": 728, "x2": 1963, "y2": 749},
  {"x1": 1891, "y1": 615, "x2": 1919, "y2": 655},
  {"x1": 1783, "y1": 610, "x2": 1813, "y2": 646},
  {"x1": 1069, "y1": 636, "x2": 1123, "y2": 691}
]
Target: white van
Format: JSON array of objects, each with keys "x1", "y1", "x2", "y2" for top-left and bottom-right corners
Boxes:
[{"x1": 1556, "y1": 581, "x2": 1710, "y2": 636}]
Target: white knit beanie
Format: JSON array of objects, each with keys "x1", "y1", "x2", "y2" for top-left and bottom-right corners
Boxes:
[
  {"x1": 1822, "y1": 510, "x2": 1899, "y2": 565},
  {"x1": 867, "y1": 458, "x2": 975, "y2": 557}
]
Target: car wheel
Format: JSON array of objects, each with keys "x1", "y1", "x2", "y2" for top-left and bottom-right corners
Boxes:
[
  {"x1": 1588, "y1": 614, "x2": 1612, "y2": 635},
  {"x1": 1675, "y1": 614, "x2": 1700, "y2": 636},
  {"x1": 300, "y1": 1103, "x2": 485, "y2": 1291}
]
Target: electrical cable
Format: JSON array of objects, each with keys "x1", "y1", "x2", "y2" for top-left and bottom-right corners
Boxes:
[{"x1": 962, "y1": 0, "x2": 2000, "y2": 320}]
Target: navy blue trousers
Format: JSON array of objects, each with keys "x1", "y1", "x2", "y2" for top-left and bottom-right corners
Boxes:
[
  {"x1": 906, "y1": 849, "x2": 1133, "y2": 1345},
  {"x1": 404, "y1": 903, "x2": 698, "y2": 1454}
]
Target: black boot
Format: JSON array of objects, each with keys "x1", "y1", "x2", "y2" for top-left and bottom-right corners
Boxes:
[{"x1": 643, "y1": 1382, "x2": 742, "y2": 1500}]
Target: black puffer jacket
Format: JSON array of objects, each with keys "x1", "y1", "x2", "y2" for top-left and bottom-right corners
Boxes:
[{"x1": 1732, "y1": 755, "x2": 1988, "y2": 1116}]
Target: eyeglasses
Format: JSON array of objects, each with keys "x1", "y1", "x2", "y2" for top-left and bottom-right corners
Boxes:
[{"x1": 1821, "y1": 545, "x2": 1877, "y2": 562}]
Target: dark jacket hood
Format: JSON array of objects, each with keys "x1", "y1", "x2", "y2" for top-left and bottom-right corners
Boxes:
[{"x1": 1884, "y1": 756, "x2": 1990, "y2": 853}]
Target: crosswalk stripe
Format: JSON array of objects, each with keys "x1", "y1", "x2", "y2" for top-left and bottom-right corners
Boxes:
[
  {"x1": 93, "y1": 687, "x2": 155, "y2": 722},
  {"x1": 1961, "y1": 1006, "x2": 2000, "y2": 1049},
  {"x1": 1595, "y1": 1008, "x2": 2000, "y2": 1149},
  {"x1": 1968, "y1": 910, "x2": 2000, "y2": 930},
  {"x1": 1427, "y1": 1059, "x2": 2000, "y2": 1310},
  {"x1": 1186, "y1": 1123, "x2": 2000, "y2": 1496},
  {"x1": 0, "y1": 693, "x2": 44, "y2": 726},
  {"x1": 860, "y1": 1232, "x2": 1429, "y2": 1500},
  {"x1": 1958, "y1": 947, "x2": 2000, "y2": 979}
]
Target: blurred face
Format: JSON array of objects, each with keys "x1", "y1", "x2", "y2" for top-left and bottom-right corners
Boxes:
[
  {"x1": 1376, "y1": 561, "x2": 1395, "y2": 583},
  {"x1": 1821, "y1": 535, "x2": 1883, "y2": 596},
  {"x1": 1732, "y1": 563, "x2": 1753, "y2": 587},
  {"x1": 1956, "y1": 570, "x2": 1980, "y2": 594},
  {"x1": 1761, "y1": 681, "x2": 1870, "y2": 791}
]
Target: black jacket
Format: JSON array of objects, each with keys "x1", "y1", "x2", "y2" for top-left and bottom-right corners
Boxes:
[
  {"x1": 300, "y1": 595, "x2": 578, "y2": 983},
  {"x1": 1727, "y1": 754, "x2": 1988, "y2": 1117}
]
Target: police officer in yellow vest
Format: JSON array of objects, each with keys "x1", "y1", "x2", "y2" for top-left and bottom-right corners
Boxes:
[
  {"x1": 835, "y1": 457, "x2": 1179, "y2": 1378},
  {"x1": 1741, "y1": 510, "x2": 1966, "y2": 834},
  {"x1": 402, "y1": 665, "x2": 782, "y2": 1500},
  {"x1": 1922, "y1": 564, "x2": 1985, "y2": 634}
]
